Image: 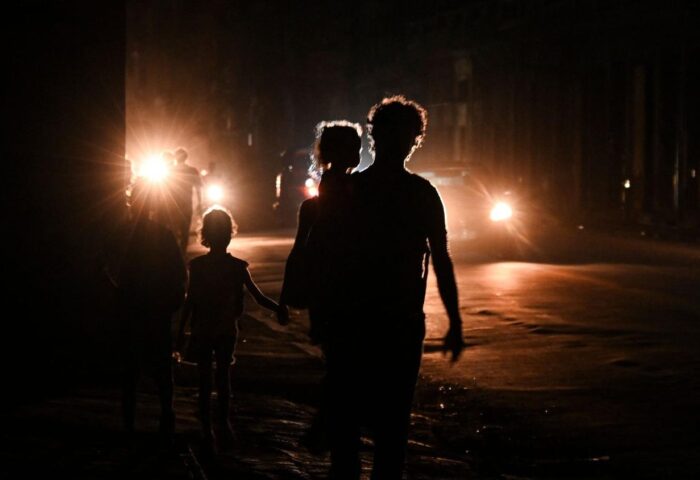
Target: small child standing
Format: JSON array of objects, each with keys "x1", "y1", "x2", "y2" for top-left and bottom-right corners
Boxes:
[{"x1": 176, "y1": 208, "x2": 289, "y2": 450}]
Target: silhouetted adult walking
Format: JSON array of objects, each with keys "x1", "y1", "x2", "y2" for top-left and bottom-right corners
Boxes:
[
  {"x1": 324, "y1": 96, "x2": 464, "y2": 479},
  {"x1": 117, "y1": 179, "x2": 187, "y2": 442},
  {"x1": 170, "y1": 147, "x2": 202, "y2": 252}
]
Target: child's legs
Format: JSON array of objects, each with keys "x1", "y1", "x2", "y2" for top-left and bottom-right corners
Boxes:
[
  {"x1": 197, "y1": 349, "x2": 214, "y2": 430},
  {"x1": 214, "y1": 357, "x2": 231, "y2": 426},
  {"x1": 214, "y1": 335, "x2": 236, "y2": 427}
]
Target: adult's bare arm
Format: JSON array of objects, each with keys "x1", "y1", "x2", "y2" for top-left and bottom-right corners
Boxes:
[{"x1": 427, "y1": 188, "x2": 464, "y2": 361}]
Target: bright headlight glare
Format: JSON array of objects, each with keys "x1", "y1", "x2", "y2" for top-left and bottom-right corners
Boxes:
[
  {"x1": 304, "y1": 177, "x2": 318, "y2": 197},
  {"x1": 207, "y1": 185, "x2": 224, "y2": 203},
  {"x1": 141, "y1": 155, "x2": 169, "y2": 182},
  {"x1": 490, "y1": 202, "x2": 513, "y2": 222}
]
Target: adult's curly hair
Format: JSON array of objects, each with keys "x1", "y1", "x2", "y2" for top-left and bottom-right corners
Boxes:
[{"x1": 367, "y1": 95, "x2": 428, "y2": 150}]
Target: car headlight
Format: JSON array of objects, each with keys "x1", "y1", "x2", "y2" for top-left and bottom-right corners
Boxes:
[
  {"x1": 305, "y1": 178, "x2": 318, "y2": 197},
  {"x1": 490, "y1": 202, "x2": 513, "y2": 222},
  {"x1": 139, "y1": 154, "x2": 170, "y2": 183},
  {"x1": 206, "y1": 184, "x2": 224, "y2": 203}
]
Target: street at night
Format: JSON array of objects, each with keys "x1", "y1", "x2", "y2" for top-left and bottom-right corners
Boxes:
[
  {"x1": 225, "y1": 228, "x2": 700, "y2": 478},
  {"x1": 6, "y1": 1, "x2": 700, "y2": 479}
]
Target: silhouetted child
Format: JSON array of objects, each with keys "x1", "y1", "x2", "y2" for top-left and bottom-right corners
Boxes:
[
  {"x1": 176, "y1": 207, "x2": 289, "y2": 450},
  {"x1": 281, "y1": 120, "x2": 362, "y2": 343},
  {"x1": 117, "y1": 178, "x2": 186, "y2": 443},
  {"x1": 280, "y1": 120, "x2": 362, "y2": 454}
]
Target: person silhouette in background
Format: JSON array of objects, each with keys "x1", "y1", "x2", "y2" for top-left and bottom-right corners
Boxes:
[
  {"x1": 117, "y1": 178, "x2": 187, "y2": 444},
  {"x1": 280, "y1": 121, "x2": 363, "y2": 453},
  {"x1": 176, "y1": 208, "x2": 289, "y2": 452},
  {"x1": 170, "y1": 147, "x2": 202, "y2": 252},
  {"x1": 323, "y1": 96, "x2": 465, "y2": 479}
]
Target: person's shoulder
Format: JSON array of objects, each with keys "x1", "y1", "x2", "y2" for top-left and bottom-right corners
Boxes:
[
  {"x1": 300, "y1": 196, "x2": 319, "y2": 210},
  {"x1": 299, "y1": 196, "x2": 318, "y2": 215},
  {"x1": 405, "y1": 171, "x2": 439, "y2": 193},
  {"x1": 190, "y1": 254, "x2": 208, "y2": 264},
  {"x1": 353, "y1": 167, "x2": 371, "y2": 180},
  {"x1": 189, "y1": 254, "x2": 208, "y2": 269},
  {"x1": 407, "y1": 171, "x2": 431, "y2": 184},
  {"x1": 351, "y1": 166, "x2": 376, "y2": 188},
  {"x1": 226, "y1": 254, "x2": 249, "y2": 269}
]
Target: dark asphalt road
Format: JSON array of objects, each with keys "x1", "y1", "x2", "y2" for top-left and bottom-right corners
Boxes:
[{"x1": 227, "y1": 227, "x2": 700, "y2": 478}]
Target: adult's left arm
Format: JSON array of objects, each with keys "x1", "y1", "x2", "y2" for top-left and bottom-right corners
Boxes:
[{"x1": 426, "y1": 187, "x2": 465, "y2": 361}]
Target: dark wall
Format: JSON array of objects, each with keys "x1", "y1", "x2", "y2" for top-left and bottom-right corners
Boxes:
[
  {"x1": 372, "y1": 1, "x2": 700, "y2": 227},
  {"x1": 5, "y1": 1, "x2": 126, "y2": 401}
]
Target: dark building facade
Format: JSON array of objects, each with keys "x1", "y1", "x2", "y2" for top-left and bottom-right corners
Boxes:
[
  {"x1": 347, "y1": 0, "x2": 700, "y2": 231},
  {"x1": 6, "y1": 1, "x2": 127, "y2": 394},
  {"x1": 126, "y1": 0, "x2": 364, "y2": 227},
  {"x1": 125, "y1": 0, "x2": 699, "y2": 231}
]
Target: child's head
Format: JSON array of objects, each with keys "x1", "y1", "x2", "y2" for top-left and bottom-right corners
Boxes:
[
  {"x1": 314, "y1": 120, "x2": 362, "y2": 172},
  {"x1": 200, "y1": 207, "x2": 237, "y2": 249}
]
